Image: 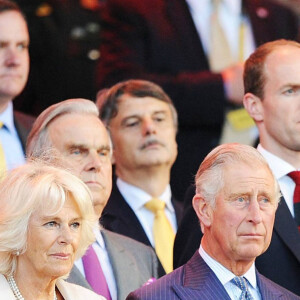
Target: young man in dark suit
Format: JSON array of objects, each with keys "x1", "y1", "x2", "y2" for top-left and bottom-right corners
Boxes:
[
  {"x1": 127, "y1": 143, "x2": 300, "y2": 300},
  {"x1": 174, "y1": 39, "x2": 300, "y2": 295}
]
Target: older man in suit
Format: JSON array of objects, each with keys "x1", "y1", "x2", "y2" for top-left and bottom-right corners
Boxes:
[
  {"x1": 97, "y1": 80, "x2": 182, "y2": 276},
  {"x1": 127, "y1": 143, "x2": 300, "y2": 300},
  {"x1": 174, "y1": 39, "x2": 300, "y2": 295},
  {"x1": 26, "y1": 98, "x2": 158, "y2": 300},
  {"x1": 0, "y1": 0, "x2": 34, "y2": 174}
]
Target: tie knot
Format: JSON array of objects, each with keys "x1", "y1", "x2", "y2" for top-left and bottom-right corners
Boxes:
[
  {"x1": 288, "y1": 171, "x2": 300, "y2": 185},
  {"x1": 145, "y1": 198, "x2": 165, "y2": 213},
  {"x1": 212, "y1": 0, "x2": 221, "y2": 9},
  {"x1": 231, "y1": 276, "x2": 248, "y2": 292}
]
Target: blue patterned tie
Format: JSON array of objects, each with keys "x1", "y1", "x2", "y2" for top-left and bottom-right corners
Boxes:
[{"x1": 231, "y1": 276, "x2": 254, "y2": 300}]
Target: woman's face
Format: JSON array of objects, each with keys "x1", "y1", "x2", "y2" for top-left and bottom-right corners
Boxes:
[{"x1": 17, "y1": 197, "x2": 82, "y2": 279}]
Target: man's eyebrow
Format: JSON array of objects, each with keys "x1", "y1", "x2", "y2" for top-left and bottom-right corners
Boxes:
[
  {"x1": 65, "y1": 143, "x2": 87, "y2": 150},
  {"x1": 98, "y1": 145, "x2": 111, "y2": 151}
]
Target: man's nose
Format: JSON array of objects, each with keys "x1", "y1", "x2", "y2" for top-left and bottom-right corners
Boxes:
[
  {"x1": 247, "y1": 200, "x2": 263, "y2": 224},
  {"x1": 85, "y1": 151, "x2": 102, "y2": 172},
  {"x1": 5, "y1": 47, "x2": 21, "y2": 67},
  {"x1": 142, "y1": 118, "x2": 156, "y2": 136}
]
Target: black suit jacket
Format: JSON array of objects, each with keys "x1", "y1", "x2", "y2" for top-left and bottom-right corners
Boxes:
[
  {"x1": 174, "y1": 185, "x2": 300, "y2": 295},
  {"x1": 100, "y1": 180, "x2": 183, "y2": 277},
  {"x1": 97, "y1": 0, "x2": 299, "y2": 200}
]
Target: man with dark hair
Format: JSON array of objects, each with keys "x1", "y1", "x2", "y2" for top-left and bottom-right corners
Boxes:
[
  {"x1": 127, "y1": 143, "x2": 300, "y2": 300},
  {"x1": 97, "y1": 79, "x2": 182, "y2": 276},
  {"x1": 174, "y1": 39, "x2": 300, "y2": 295},
  {"x1": 0, "y1": 0, "x2": 34, "y2": 174}
]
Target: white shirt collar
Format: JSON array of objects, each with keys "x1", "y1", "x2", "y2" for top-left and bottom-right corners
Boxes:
[
  {"x1": 116, "y1": 177, "x2": 174, "y2": 212},
  {"x1": 0, "y1": 102, "x2": 17, "y2": 135},
  {"x1": 257, "y1": 144, "x2": 296, "y2": 180},
  {"x1": 186, "y1": 0, "x2": 241, "y2": 15},
  {"x1": 94, "y1": 227, "x2": 105, "y2": 249},
  {"x1": 199, "y1": 245, "x2": 257, "y2": 289}
]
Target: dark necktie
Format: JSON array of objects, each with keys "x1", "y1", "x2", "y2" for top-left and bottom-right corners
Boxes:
[
  {"x1": 82, "y1": 245, "x2": 112, "y2": 300},
  {"x1": 231, "y1": 276, "x2": 254, "y2": 300},
  {"x1": 287, "y1": 171, "x2": 300, "y2": 231}
]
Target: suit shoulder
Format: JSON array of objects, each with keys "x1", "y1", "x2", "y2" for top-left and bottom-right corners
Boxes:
[
  {"x1": 259, "y1": 274, "x2": 300, "y2": 299},
  {"x1": 14, "y1": 110, "x2": 35, "y2": 128},
  {"x1": 102, "y1": 229, "x2": 154, "y2": 253},
  {"x1": 127, "y1": 266, "x2": 184, "y2": 299}
]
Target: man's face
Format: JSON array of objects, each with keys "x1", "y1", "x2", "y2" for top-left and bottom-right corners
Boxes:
[
  {"x1": 109, "y1": 95, "x2": 177, "y2": 173},
  {"x1": 0, "y1": 11, "x2": 29, "y2": 107},
  {"x1": 48, "y1": 114, "x2": 112, "y2": 217},
  {"x1": 259, "y1": 45, "x2": 300, "y2": 154},
  {"x1": 196, "y1": 163, "x2": 277, "y2": 270}
]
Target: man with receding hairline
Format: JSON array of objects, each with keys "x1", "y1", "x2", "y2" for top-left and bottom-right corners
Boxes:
[
  {"x1": 127, "y1": 143, "x2": 300, "y2": 300},
  {"x1": 26, "y1": 98, "x2": 158, "y2": 300}
]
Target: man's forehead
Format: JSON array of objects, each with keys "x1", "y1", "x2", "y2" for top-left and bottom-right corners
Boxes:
[{"x1": 0, "y1": 11, "x2": 28, "y2": 36}]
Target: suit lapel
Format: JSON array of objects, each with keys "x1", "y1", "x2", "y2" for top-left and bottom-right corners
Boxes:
[
  {"x1": 172, "y1": 252, "x2": 231, "y2": 300},
  {"x1": 102, "y1": 183, "x2": 151, "y2": 246},
  {"x1": 165, "y1": 0, "x2": 209, "y2": 70},
  {"x1": 68, "y1": 265, "x2": 92, "y2": 290},
  {"x1": 273, "y1": 197, "x2": 300, "y2": 262},
  {"x1": 101, "y1": 230, "x2": 141, "y2": 300}
]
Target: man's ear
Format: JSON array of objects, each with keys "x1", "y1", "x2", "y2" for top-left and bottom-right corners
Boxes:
[
  {"x1": 192, "y1": 194, "x2": 213, "y2": 228},
  {"x1": 243, "y1": 93, "x2": 264, "y2": 122}
]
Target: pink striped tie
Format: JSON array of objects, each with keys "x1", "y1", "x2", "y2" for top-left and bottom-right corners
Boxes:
[{"x1": 82, "y1": 245, "x2": 112, "y2": 300}]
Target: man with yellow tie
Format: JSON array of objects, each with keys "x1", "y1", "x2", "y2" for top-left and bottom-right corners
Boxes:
[
  {"x1": 0, "y1": 0, "x2": 34, "y2": 176},
  {"x1": 97, "y1": 80, "x2": 183, "y2": 276}
]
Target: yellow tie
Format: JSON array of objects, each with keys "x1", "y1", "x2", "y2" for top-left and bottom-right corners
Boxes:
[
  {"x1": 144, "y1": 198, "x2": 175, "y2": 273},
  {"x1": 209, "y1": 0, "x2": 234, "y2": 72},
  {"x1": 0, "y1": 122, "x2": 6, "y2": 176}
]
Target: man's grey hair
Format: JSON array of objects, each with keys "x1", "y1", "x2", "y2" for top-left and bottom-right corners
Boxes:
[
  {"x1": 26, "y1": 98, "x2": 99, "y2": 158},
  {"x1": 195, "y1": 143, "x2": 281, "y2": 208}
]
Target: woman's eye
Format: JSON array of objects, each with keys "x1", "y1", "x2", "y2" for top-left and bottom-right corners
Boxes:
[
  {"x1": 44, "y1": 221, "x2": 58, "y2": 228},
  {"x1": 70, "y1": 222, "x2": 81, "y2": 229}
]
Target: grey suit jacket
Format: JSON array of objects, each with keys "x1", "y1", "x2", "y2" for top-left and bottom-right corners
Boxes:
[
  {"x1": 126, "y1": 252, "x2": 300, "y2": 300},
  {"x1": 67, "y1": 229, "x2": 158, "y2": 300}
]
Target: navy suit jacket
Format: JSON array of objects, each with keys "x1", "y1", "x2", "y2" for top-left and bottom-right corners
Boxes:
[
  {"x1": 174, "y1": 185, "x2": 300, "y2": 295},
  {"x1": 14, "y1": 110, "x2": 35, "y2": 153},
  {"x1": 127, "y1": 252, "x2": 300, "y2": 300},
  {"x1": 97, "y1": 0, "x2": 299, "y2": 200},
  {"x1": 101, "y1": 180, "x2": 183, "y2": 277}
]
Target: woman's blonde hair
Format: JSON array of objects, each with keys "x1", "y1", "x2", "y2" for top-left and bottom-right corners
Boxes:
[{"x1": 0, "y1": 160, "x2": 97, "y2": 276}]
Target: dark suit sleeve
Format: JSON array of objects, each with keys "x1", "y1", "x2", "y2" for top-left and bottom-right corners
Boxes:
[{"x1": 97, "y1": 0, "x2": 226, "y2": 128}]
